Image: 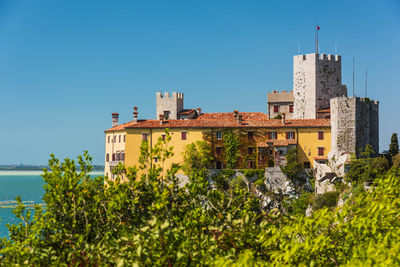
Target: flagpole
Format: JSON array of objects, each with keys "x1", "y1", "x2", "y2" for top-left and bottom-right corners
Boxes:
[
  {"x1": 315, "y1": 26, "x2": 317, "y2": 54},
  {"x1": 317, "y1": 25, "x2": 319, "y2": 54}
]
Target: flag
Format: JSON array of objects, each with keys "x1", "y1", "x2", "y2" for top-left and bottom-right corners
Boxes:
[{"x1": 317, "y1": 25, "x2": 320, "y2": 30}]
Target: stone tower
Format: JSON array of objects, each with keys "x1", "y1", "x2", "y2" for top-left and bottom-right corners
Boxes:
[
  {"x1": 330, "y1": 97, "x2": 379, "y2": 158},
  {"x1": 156, "y1": 92, "x2": 184, "y2": 120},
  {"x1": 293, "y1": 53, "x2": 347, "y2": 119}
]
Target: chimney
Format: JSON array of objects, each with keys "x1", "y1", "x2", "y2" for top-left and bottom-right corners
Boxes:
[
  {"x1": 133, "y1": 106, "x2": 138, "y2": 123},
  {"x1": 233, "y1": 110, "x2": 239, "y2": 121},
  {"x1": 159, "y1": 114, "x2": 164, "y2": 125},
  {"x1": 112, "y1": 113, "x2": 119, "y2": 127},
  {"x1": 281, "y1": 113, "x2": 286, "y2": 125},
  {"x1": 197, "y1": 107, "x2": 202, "y2": 115},
  {"x1": 238, "y1": 114, "x2": 243, "y2": 125}
]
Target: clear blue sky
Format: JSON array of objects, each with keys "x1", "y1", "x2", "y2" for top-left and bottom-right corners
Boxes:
[{"x1": 0, "y1": 0, "x2": 399, "y2": 165}]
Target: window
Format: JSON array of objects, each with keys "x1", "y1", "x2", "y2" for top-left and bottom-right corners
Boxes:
[
  {"x1": 268, "y1": 132, "x2": 277, "y2": 140},
  {"x1": 106, "y1": 153, "x2": 109, "y2": 162},
  {"x1": 216, "y1": 161, "x2": 222, "y2": 170},
  {"x1": 108, "y1": 136, "x2": 110, "y2": 143},
  {"x1": 119, "y1": 135, "x2": 121, "y2": 143},
  {"x1": 124, "y1": 135, "x2": 126, "y2": 143},
  {"x1": 121, "y1": 152, "x2": 125, "y2": 161},
  {"x1": 274, "y1": 105, "x2": 279, "y2": 113},
  {"x1": 286, "y1": 132, "x2": 295, "y2": 139},
  {"x1": 114, "y1": 136, "x2": 116, "y2": 143},
  {"x1": 304, "y1": 162, "x2": 311, "y2": 168},
  {"x1": 247, "y1": 161, "x2": 255, "y2": 169},
  {"x1": 247, "y1": 147, "x2": 254, "y2": 155},
  {"x1": 112, "y1": 153, "x2": 116, "y2": 161},
  {"x1": 116, "y1": 153, "x2": 120, "y2": 161},
  {"x1": 216, "y1": 131, "x2": 222, "y2": 140},
  {"x1": 153, "y1": 157, "x2": 158, "y2": 163},
  {"x1": 248, "y1": 131, "x2": 254, "y2": 140},
  {"x1": 142, "y1": 133, "x2": 148, "y2": 141},
  {"x1": 164, "y1": 111, "x2": 170, "y2": 120},
  {"x1": 216, "y1": 147, "x2": 222, "y2": 155},
  {"x1": 162, "y1": 134, "x2": 166, "y2": 141},
  {"x1": 181, "y1": 131, "x2": 187, "y2": 140},
  {"x1": 318, "y1": 147, "x2": 324, "y2": 156},
  {"x1": 289, "y1": 105, "x2": 294, "y2": 113},
  {"x1": 318, "y1": 131, "x2": 324, "y2": 140}
]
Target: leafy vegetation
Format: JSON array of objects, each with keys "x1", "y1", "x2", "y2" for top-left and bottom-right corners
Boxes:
[
  {"x1": 2, "y1": 133, "x2": 400, "y2": 265},
  {"x1": 222, "y1": 130, "x2": 240, "y2": 169},
  {"x1": 182, "y1": 140, "x2": 213, "y2": 175},
  {"x1": 345, "y1": 145, "x2": 390, "y2": 183},
  {"x1": 389, "y1": 133, "x2": 399, "y2": 158}
]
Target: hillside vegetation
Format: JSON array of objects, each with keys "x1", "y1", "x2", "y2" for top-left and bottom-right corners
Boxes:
[{"x1": 1, "y1": 132, "x2": 400, "y2": 266}]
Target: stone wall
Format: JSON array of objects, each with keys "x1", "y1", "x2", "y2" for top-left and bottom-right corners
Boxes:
[
  {"x1": 156, "y1": 92, "x2": 184, "y2": 120},
  {"x1": 293, "y1": 53, "x2": 346, "y2": 119},
  {"x1": 330, "y1": 97, "x2": 379, "y2": 159}
]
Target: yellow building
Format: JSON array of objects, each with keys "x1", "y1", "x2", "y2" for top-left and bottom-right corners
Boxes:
[{"x1": 104, "y1": 107, "x2": 331, "y2": 178}]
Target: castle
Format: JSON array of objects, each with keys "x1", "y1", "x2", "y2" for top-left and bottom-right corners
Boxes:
[{"x1": 104, "y1": 53, "x2": 379, "y2": 180}]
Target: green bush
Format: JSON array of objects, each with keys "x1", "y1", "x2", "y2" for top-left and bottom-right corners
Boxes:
[
  {"x1": 3, "y1": 135, "x2": 400, "y2": 265},
  {"x1": 312, "y1": 191, "x2": 339, "y2": 211}
]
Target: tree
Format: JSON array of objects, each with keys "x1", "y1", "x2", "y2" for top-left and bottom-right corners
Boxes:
[
  {"x1": 182, "y1": 140, "x2": 213, "y2": 175},
  {"x1": 281, "y1": 148, "x2": 304, "y2": 186},
  {"x1": 389, "y1": 133, "x2": 399, "y2": 158}
]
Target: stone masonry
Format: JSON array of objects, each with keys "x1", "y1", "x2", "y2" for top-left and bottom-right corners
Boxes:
[
  {"x1": 156, "y1": 92, "x2": 184, "y2": 120},
  {"x1": 267, "y1": 90, "x2": 294, "y2": 119},
  {"x1": 330, "y1": 97, "x2": 379, "y2": 159},
  {"x1": 293, "y1": 54, "x2": 347, "y2": 119}
]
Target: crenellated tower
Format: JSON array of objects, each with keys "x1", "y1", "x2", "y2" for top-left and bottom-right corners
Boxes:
[
  {"x1": 293, "y1": 53, "x2": 347, "y2": 119},
  {"x1": 156, "y1": 92, "x2": 184, "y2": 120}
]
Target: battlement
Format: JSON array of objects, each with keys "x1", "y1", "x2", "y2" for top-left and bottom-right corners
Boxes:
[
  {"x1": 156, "y1": 92, "x2": 184, "y2": 99},
  {"x1": 267, "y1": 90, "x2": 294, "y2": 103},
  {"x1": 359, "y1": 97, "x2": 379, "y2": 106},
  {"x1": 295, "y1": 53, "x2": 341, "y2": 62}
]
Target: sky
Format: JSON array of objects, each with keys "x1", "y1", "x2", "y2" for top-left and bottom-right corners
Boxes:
[{"x1": 0, "y1": 0, "x2": 399, "y2": 165}]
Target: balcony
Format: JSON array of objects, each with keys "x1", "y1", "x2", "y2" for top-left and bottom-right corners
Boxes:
[{"x1": 109, "y1": 161, "x2": 122, "y2": 167}]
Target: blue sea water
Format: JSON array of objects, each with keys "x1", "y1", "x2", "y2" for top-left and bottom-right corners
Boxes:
[{"x1": 0, "y1": 170, "x2": 103, "y2": 238}]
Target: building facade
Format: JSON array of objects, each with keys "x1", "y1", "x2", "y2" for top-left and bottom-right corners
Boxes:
[{"x1": 104, "y1": 53, "x2": 379, "y2": 178}]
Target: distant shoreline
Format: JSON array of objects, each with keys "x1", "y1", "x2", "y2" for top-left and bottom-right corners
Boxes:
[
  {"x1": 0, "y1": 170, "x2": 104, "y2": 176},
  {"x1": 0, "y1": 165, "x2": 104, "y2": 171}
]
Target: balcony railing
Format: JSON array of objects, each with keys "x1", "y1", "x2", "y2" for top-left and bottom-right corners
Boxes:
[{"x1": 109, "y1": 161, "x2": 123, "y2": 167}]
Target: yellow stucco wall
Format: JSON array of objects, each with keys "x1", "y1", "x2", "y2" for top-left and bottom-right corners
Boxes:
[
  {"x1": 297, "y1": 127, "x2": 331, "y2": 167},
  {"x1": 125, "y1": 128, "x2": 204, "y2": 177},
  {"x1": 118, "y1": 126, "x2": 331, "y2": 177}
]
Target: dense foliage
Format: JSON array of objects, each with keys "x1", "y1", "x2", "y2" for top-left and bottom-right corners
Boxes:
[
  {"x1": 2, "y1": 134, "x2": 400, "y2": 265},
  {"x1": 181, "y1": 140, "x2": 213, "y2": 175},
  {"x1": 389, "y1": 133, "x2": 399, "y2": 158}
]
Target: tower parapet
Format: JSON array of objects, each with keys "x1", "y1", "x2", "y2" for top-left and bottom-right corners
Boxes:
[{"x1": 293, "y1": 53, "x2": 347, "y2": 119}]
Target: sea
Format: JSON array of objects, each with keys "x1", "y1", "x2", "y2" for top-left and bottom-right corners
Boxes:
[{"x1": 0, "y1": 170, "x2": 104, "y2": 238}]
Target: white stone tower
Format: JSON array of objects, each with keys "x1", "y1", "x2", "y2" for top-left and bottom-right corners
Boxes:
[
  {"x1": 156, "y1": 92, "x2": 184, "y2": 120},
  {"x1": 293, "y1": 53, "x2": 347, "y2": 119}
]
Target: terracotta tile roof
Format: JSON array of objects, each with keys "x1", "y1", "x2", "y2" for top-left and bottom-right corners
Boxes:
[
  {"x1": 178, "y1": 109, "x2": 196, "y2": 115},
  {"x1": 272, "y1": 139, "x2": 297, "y2": 146},
  {"x1": 105, "y1": 112, "x2": 330, "y2": 132}
]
